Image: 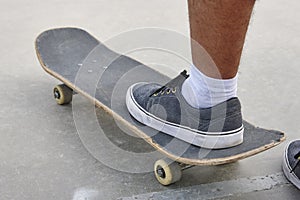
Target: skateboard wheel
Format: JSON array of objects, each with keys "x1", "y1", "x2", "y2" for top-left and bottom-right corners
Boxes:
[
  {"x1": 154, "y1": 159, "x2": 182, "y2": 186},
  {"x1": 53, "y1": 84, "x2": 73, "y2": 105}
]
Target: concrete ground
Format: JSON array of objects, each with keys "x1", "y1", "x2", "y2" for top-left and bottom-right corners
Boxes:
[{"x1": 0, "y1": 0, "x2": 300, "y2": 199}]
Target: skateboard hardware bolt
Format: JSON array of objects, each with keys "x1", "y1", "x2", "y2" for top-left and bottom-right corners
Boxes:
[
  {"x1": 156, "y1": 166, "x2": 166, "y2": 179},
  {"x1": 54, "y1": 89, "x2": 60, "y2": 99}
]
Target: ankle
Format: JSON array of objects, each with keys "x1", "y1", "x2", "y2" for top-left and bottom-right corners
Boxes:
[{"x1": 182, "y1": 65, "x2": 238, "y2": 109}]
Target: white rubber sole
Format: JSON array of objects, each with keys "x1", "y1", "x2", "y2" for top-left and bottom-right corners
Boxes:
[
  {"x1": 126, "y1": 83, "x2": 244, "y2": 149},
  {"x1": 282, "y1": 143, "x2": 300, "y2": 189}
]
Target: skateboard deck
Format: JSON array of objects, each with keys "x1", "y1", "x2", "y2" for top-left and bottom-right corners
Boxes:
[{"x1": 35, "y1": 28, "x2": 285, "y2": 184}]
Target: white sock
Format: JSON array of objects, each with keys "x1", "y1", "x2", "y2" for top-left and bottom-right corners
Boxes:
[{"x1": 182, "y1": 65, "x2": 238, "y2": 109}]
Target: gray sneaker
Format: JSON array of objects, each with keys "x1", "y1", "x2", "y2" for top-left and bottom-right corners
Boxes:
[
  {"x1": 282, "y1": 140, "x2": 300, "y2": 190},
  {"x1": 126, "y1": 71, "x2": 244, "y2": 149}
]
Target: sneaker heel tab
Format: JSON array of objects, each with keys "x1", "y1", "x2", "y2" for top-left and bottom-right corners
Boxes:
[{"x1": 180, "y1": 70, "x2": 189, "y2": 78}]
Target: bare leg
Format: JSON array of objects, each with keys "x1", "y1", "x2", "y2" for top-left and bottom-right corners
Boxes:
[
  {"x1": 188, "y1": 0, "x2": 255, "y2": 79},
  {"x1": 126, "y1": 0, "x2": 251, "y2": 148}
]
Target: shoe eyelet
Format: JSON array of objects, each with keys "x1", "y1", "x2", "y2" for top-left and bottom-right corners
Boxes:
[
  {"x1": 166, "y1": 89, "x2": 171, "y2": 94},
  {"x1": 153, "y1": 93, "x2": 158, "y2": 97},
  {"x1": 172, "y1": 88, "x2": 176, "y2": 93}
]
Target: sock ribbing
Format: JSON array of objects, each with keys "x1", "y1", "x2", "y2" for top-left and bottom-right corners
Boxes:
[{"x1": 182, "y1": 65, "x2": 238, "y2": 108}]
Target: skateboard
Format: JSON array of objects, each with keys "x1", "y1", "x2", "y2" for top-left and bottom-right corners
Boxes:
[{"x1": 35, "y1": 28, "x2": 286, "y2": 186}]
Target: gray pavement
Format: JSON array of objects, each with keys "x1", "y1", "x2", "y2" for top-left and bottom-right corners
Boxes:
[{"x1": 0, "y1": 0, "x2": 300, "y2": 199}]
